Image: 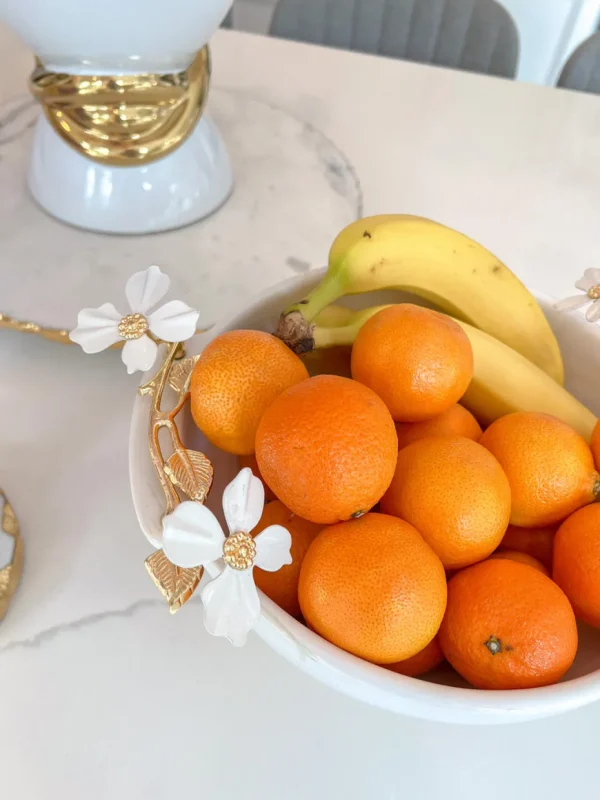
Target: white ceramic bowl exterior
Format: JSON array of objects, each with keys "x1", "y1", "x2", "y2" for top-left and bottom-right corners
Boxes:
[
  {"x1": 0, "y1": 0, "x2": 234, "y2": 233},
  {"x1": 130, "y1": 271, "x2": 600, "y2": 724}
]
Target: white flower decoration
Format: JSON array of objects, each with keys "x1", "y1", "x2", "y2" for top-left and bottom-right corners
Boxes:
[
  {"x1": 554, "y1": 269, "x2": 600, "y2": 323},
  {"x1": 162, "y1": 468, "x2": 292, "y2": 646},
  {"x1": 69, "y1": 265, "x2": 199, "y2": 373}
]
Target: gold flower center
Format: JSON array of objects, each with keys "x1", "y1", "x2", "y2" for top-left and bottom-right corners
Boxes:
[
  {"x1": 118, "y1": 313, "x2": 149, "y2": 340},
  {"x1": 223, "y1": 532, "x2": 256, "y2": 571},
  {"x1": 588, "y1": 284, "x2": 600, "y2": 300}
]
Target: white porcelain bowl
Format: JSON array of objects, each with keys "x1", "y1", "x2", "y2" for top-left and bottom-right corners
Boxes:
[{"x1": 130, "y1": 271, "x2": 600, "y2": 725}]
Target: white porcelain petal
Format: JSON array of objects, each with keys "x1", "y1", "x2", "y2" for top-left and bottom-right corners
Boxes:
[
  {"x1": 554, "y1": 295, "x2": 590, "y2": 312},
  {"x1": 223, "y1": 468, "x2": 265, "y2": 535},
  {"x1": 585, "y1": 300, "x2": 600, "y2": 323},
  {"x1": 121, "y1": 335, "x2": 159, "y2": 374},
  {"x1": 578, "y1": 268, "x2": 600, "y2": 289},
  {"x1": 69, "y1": 303, "x2": 122, "y2": 353},
  {"x1": 575, "y1": 278, "x2": 595, "y2": 292},
  {"x1": 148, "y1": 300, "x2": 200, "y2": 342},
  {"x1": 125, "y1": 265, "x2": 170, "y2": 314},
  {"x1": 163, "y1": 501, "x2": 225, "y2": 568},
  {"x1": 254, "y1": 525, "x2": 293, "y2": 572},
  {"x1": 201, "y1": 566, "x2": 261, "y2": 647}
]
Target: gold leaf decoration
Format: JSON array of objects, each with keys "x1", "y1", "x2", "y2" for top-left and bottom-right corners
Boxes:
[
  {"x1": 168, "y1": 354, "x2": 200, "y2": 396},
  {"x1": 138, "y1": 381, "x2": 156, "y2": 398},
  {"x1": 2, "y1": 498, "x2": 18, "y2": 536},
  {"x1": 165, "y1": 449, "x2": 213, "y2": 502},
  {"x1": 145, "y1": 550, "x2": 202, "y2": 614},
  {"x1": 140, "y1": 342, "x2": 214, "y2": 613},
  {"x1": 0, "y1": 491, "x2": 24, "y2": 622}
]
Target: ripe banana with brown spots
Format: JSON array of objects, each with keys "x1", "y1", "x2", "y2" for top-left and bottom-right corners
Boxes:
[{"x1": 277, "y1": 215, "x2": 564, "y2": 384}]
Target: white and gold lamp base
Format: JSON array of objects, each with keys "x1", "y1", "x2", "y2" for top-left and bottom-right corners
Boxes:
[
  {"x1": 29, "y1": 111, "x2": 233, "y2": 234},
  {"x1": 2, "y1": 0, "x2": 235, "y2": 234}
]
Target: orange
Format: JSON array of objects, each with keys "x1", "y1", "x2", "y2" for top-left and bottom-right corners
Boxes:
[
  {"x1": 256, "y1": 375, "x2": 398, "y2": 524},
  {"x1": 190, "y1": 330, "x2": 308, "y2": 455},
  {"x1": 497, "y1": 524, "x2": 556, "y2": 572},
  {"x1": 591, "y1": 418, "x2": 600, "y2": 471},
  {"x1": 350, "y1": 304, "x2": 473, "y2": 422},
  {"x1": 489, "y1": 550, "x2": 549, "y2": 576},
  {"x1": 479, "y1": 412, "x2": 600, "y2": 527},
  {"x1": 251, "y1": 500, "x2": 321, "y2": 619},
  {"x1": 386, "y1": 636, "x2": 444, "y2": 678},
  {"x1": 553, "y1": 504, "x2": 600, "y2": 628},
  {"x1": 439, "y1": 560, "x2": 578, "y2": 689},
  {"x1": 238, "y1": 454, "x2": 275, "y2": 502},
  {"x1": 380, "y1": 436, "x2": 511, "y2": 569},
  {"x1": 298, "y1": 513, "x2": 446, "y2": 663},
  {"x1": 395, "y1": 404, "x2": 482, "y2": 450},
  {"x1": 300, "y1": 346, "x2": 352, "y2": 379}
]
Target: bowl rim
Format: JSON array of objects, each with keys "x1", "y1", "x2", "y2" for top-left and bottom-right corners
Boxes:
[{"x1": 129, "y1": 270, "x2": 600, "y2": 723}]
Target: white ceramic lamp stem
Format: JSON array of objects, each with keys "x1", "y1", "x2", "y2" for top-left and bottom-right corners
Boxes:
[{"x1": 0, "y1": 0, "x2": 234, "y2": 233}]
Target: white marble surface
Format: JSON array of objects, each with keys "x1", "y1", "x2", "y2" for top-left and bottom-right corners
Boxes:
[
  {"x1": 1, "y1": 24, "x2": 600, "y2": 800},
  {"x1": 0, "y1": 90, "x2": 360, "y2": 328}
]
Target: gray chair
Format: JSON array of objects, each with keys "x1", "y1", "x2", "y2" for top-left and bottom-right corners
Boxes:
[
  {"x1": 558, "y1": 32, "x2": 600, "y2": 95},
  {"x1": 222, "y1": 8, "x2": 234, "y2": 28},
  {"x1": 269, "y1": 0, "x2": 519, "y2": 78}
]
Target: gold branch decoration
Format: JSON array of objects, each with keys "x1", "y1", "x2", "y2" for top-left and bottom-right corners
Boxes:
[
  {"x1": 67, "y1": 266, "x2": 212, "y2": 615},
  {"x1": 139, "y1": 343, "x2": 213, "y2": 612},
  {"x1": 0, "y1": 490, "x2": 24, "y2": 621}
]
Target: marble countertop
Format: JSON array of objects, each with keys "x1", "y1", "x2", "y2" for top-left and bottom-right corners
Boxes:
[{"x1": 1, "y1": 25, "x2": 600, "y2": 800}]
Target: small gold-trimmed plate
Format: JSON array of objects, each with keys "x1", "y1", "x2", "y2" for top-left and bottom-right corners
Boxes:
[{"x1": 0, "y1": 490, "x2": 23, "y2": 621}]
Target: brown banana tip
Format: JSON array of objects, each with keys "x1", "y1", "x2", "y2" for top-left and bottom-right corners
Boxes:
[{"x1": 275, "y1": 311, "x2": 316, "y2": 354}]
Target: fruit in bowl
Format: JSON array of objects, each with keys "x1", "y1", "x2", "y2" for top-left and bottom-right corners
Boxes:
[{"x1": 130, "y1": 215, "x2": 600, "y2": 723}]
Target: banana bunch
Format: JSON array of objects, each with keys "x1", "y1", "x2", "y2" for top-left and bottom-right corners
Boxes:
[
  {"x1": 311, "y1": 305, "x2": 596, "y2": 442},
  {"x1": 276, "y1": 215, "x2": 596, "y2": 440},
  {"x1": 277, "y1": 215, "x2": 564, "y2": 384}
]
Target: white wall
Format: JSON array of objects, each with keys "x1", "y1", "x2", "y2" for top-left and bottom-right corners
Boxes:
[{"x1": 499, "y1": 0, "x2": 600, "y2": 84}]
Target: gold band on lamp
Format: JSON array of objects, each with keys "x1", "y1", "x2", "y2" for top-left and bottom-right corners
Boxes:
[
  {"x1": 29, "y1": 47, "x2": 211, "y2": 166},
  {"x1": 0, "y1": 491, "x2": 23, "y2": 622}
]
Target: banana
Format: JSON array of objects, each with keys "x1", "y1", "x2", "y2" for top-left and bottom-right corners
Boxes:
[
  {"x1": 310, "y1": 305, "x2": 596, "y2": 442},
  {"x1": 278, "y1": 215, "x2": 564, "y2": 384}
]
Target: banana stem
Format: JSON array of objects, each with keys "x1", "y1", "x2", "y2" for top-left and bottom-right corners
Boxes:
[
  {"x1": 284, "y1": 268, "x2": 348, "y2": 322},
  {"x1": 312, "y1": 305, "x2": 392, "y2": 349},
  {"x1": 276, "y1": 268, "x2": 350, "y2": 352}
]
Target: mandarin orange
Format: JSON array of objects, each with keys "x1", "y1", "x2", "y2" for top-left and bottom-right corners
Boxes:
[
  {"x1": 251, "y1": 500, "x2": 321, "y2": 619},
  {"x1": 591, "y1": 418, "x2": 600, "y2": 471},
  {"x1": 395, "y1": 404, "x2": 482, "y2": 450},
  {"x1": 298, "y1": 513, "x2": 446, "y2": 663},
  {"x1": 190, "y1": 330, "x2": 308, "y2": 455},
  {"x1": 386, "y1": 636, "x2": 444, "y2": 678},
  {"x1": 553, "y1": 504, "x2": 600, "y2": 628},
  {"x1": 479, "y1": 412, "x2": 600, "y2": 527},
  {"x1": 489, "y1": 550, "x2": 549, "y2": 576},
  {"x1": 255, "y1": 375, "x2": 397, "y2": 524},
  {"x1": 380, "y1": 436, "x2": 511, "y2": 569},
  {"x1": 439, "y1": 560, "x2": 578, "y2": 689},
  {"x1": 300, "y1": 345, "x2": 352, "y2": 379},
  {"x1": 350, "y1": 304, "x2": 473, "y2": 422},
  {"x1": 497, "y1": 524, "x2": 556, "y2": 571}
]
